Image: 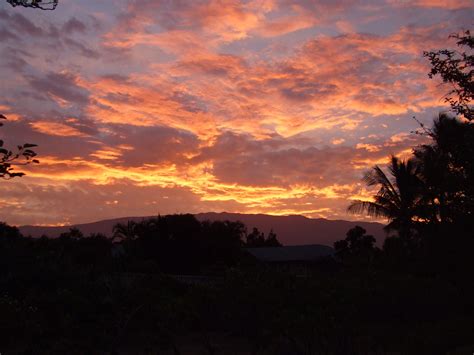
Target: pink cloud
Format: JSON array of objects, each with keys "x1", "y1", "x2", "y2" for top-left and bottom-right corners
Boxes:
[{"x1": 1, "y1": 0, "x2": 472, "y2": 225}]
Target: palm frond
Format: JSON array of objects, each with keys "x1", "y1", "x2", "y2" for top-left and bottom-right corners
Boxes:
[
  {"x1": 347, "y1": 200, "x2": 390, "y2": 218},
  {"x1": 364, "y1": 165, "x2": 400, "y2": 204},
  {"x1": 364, "y1": 173, "x2": 400, "y2": 211}
]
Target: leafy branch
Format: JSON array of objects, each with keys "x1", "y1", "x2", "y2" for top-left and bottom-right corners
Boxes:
[
  {"x1": 0, "y1": 114, "x2": 39, "y2": 180},
  {"x1": 424, "y1": 30, "x2": 473, "y2": 120}
]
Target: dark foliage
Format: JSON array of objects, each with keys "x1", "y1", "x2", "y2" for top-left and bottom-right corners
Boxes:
[
  {"x1": 245, "y1": 227, "x2": 282, "y2": 247},
  {"x1": 2, "y1": 216, "x2": 474, "y2": 354},
  {"x1": 113, "y1": 214, "x2": 252, "y2": 273},
  {"x1": 334, "y1": 225, "x2": 377, "y2": 262},
  {"x1": 349, "y1": 115, "x2": 473, "y2": 243},
  {"x1": 6, "y1": 0, "x2": 58, "y2": 10},
  {"x1": 424, "y1": 30, "x2": 473, "y2": 119},
  {"x1": 0, "y1": 115, "x2": 39, "y2": 179},
  {"x1": 348, "y1": 156, "x2": 423, "y2": 240},
  {"x1": 414, "y1": 114, "x2": 474, "y2": 225}
]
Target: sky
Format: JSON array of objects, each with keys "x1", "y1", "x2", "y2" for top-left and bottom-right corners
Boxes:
[{"x1": 0, "y1": 0, "x2": 472, "y2": 226}]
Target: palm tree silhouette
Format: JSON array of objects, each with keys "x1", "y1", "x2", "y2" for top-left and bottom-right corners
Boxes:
[
  {"x1": 112, "y1": 221, "x2": 137, "y2": 242},
  {"x1": 414, "y1": 114, "x2": 474, "y2": 224},
  {"x1": 348, "y1": 156, "x2": 423, "y2": 239}
]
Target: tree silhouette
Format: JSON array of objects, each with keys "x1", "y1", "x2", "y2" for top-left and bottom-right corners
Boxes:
[
  {"x1": 265, "y1": 229, "x2": 282, "y2": 247},
  {"x1": 0, "y1": 221, "x2": 22, "y2": 239},
  {"x1": 414, "y1": 113, "x2": 474, "y2": 224},
  {"x1": 6, "y1": 0, "x2": 58, "y2": 10},
  {"x1": 334, "y1": 226, "x2": 376, "y2": 260},
  {"x1": 59, "y1": 227, "x2": 84, "y2": 240},
  {"x1": 113, "y1": 220, "x2": 138, "y2": 242},
  {"x1": 245, "y1": 227, "x2": 282, "y2": 247},
  {"x1": 246, "y1": 227, "x2": 265, "y2": 247},
  {"x1": 348, "y1": 156, "x2": 423, "y2": 239},
  {"x1": 424, "y1": 30, "x2": 473, "y2": 120},
  {"x1": 111, "y1": 215, "x2": 250, "y2": 272},
  {"x1": 0, "y1": 115, "x2": 39, "y2": 179}
]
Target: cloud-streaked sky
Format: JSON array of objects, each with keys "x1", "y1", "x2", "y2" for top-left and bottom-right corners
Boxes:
[{"x1": 0, "y1": 0, "x2": 472, "y2": 226}]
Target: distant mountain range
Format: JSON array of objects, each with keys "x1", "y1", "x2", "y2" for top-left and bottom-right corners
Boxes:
[{"x1": 19, "y1": 212, "x2": 387, "y2": 247}]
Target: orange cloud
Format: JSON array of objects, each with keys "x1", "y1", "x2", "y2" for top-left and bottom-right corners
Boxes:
[
  {"x1": 30, "y1": 121, "x2": 88, "y2": 137},
  {"x1": 390, "y1": 0, "x2": 472, "y2": 9},
  {"x1": 1, "y1": 0, "x2": 471, "y2": 226}
]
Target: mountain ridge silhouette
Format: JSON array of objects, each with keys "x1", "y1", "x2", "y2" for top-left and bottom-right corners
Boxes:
[{"x1": 19, "y1": 212, "x2": 386, "y2": 247}]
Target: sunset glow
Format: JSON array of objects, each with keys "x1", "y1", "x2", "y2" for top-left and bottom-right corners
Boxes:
[{"x1": 0, "y1": 0, "x2": 471, "y2": 225}]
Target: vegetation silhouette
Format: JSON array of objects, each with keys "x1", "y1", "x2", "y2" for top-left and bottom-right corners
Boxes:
[
  {"x1": 414, "y1": 114, "x2": 474, "y2": 225},
  {"x1": 348, "y1": 155, "x2": 423, "y2": 241},
  {"x1": 111, "y1": 214, "x2": 282, "y2": 273},
  {"x1": 334, "y1": 225, "x2": 377, "y2": 262},
  {"x1": 0, "y1": 115, "x2": 39, "y2": 179},
  {"x1": 2, "y1": 207, "x2": 474, "y2": 353},
  {"x1": 424, "y1": 30, "x2": 473, "y2": 120},
  {"x1": 344, "y1": 114, "x2": 474, "y2": 262},
  {"x1": 245, "y1": 227, "x2": 282, "y2": 247},
  {"x1": 6, "y1": 0, "x2": 58, "y2": 10},
  {"x1": 345, "y1": 29, "x2": 473, "y2": 262}
]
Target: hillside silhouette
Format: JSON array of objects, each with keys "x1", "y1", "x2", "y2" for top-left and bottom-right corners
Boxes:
[{"x1": 19, "y1": 212, "x2": 386, "y2": 246}]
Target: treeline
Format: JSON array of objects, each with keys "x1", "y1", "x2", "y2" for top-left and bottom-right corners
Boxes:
[
  {"x1": 1, "y1": 215, "x2": 281, "y2": 275},
  {"x1": 111, "y1": 214, "x2": 281, "y2": 273},
  {"x1": 2, "y1": 213, "x2": 474, "y2": 354}
]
